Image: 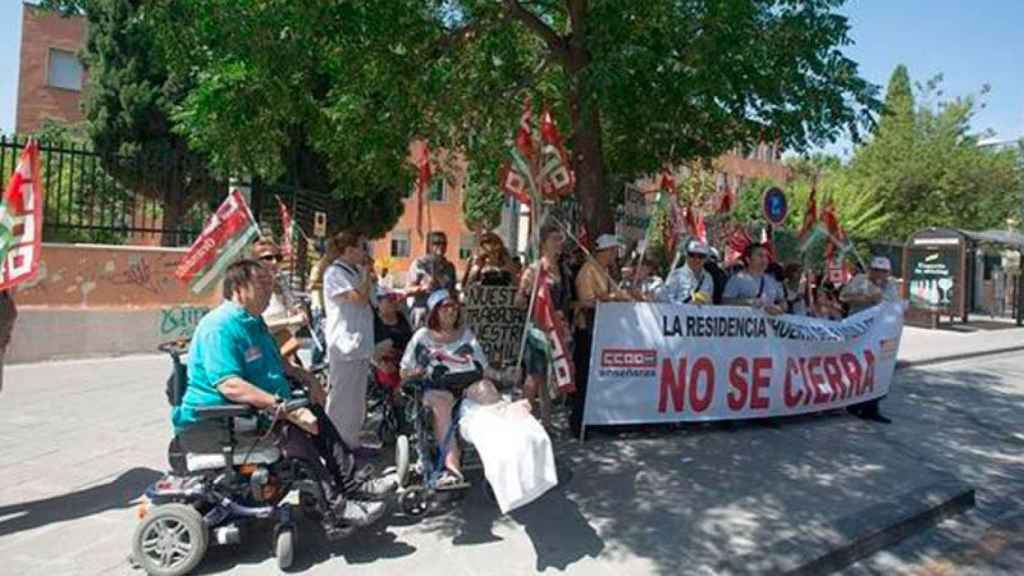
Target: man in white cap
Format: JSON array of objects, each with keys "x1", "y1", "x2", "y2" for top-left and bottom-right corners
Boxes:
[
  {"x1": 840, "y1": 255, "x2": 899, "y2": 424},
  {"x1": 840, "y1": 256, "x2": 899, "y2": 316},
  {"x1": 659, "y1": 239, "x2": 715, "y2": 304}
]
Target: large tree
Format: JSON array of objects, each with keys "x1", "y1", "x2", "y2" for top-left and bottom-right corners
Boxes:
[
  {"x1": 42, "y1": 0, "x2": 221, "y2": 245},
  {"x1": 153, "y1": 0, "x2": 877, "y2": 237}
]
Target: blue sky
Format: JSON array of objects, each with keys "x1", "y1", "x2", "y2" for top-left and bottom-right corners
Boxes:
[{"x1": 1, "y1": 1, "x2": 1022, "y2": 151}]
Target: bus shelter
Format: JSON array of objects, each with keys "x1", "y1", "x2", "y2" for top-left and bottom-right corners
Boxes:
[{"x1": 903, "y1": 227, "x2": 1024, "y2": 328}]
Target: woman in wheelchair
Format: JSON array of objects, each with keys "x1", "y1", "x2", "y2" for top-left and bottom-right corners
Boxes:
[
  {"x1": 398, "y1": 290, "x2": 558, "y2": 512},
  {"x1": 399, "y1": 289, "x2": 490, "y2": 487},
  {"x1": 174, "y1": 260, "x2": 396, "y2": 529}
]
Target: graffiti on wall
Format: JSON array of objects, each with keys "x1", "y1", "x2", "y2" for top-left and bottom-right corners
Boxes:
[
  {"x1": 15, "y1": 245, "x2": 221, "y2": 308},
  {"x1": 160, "y1": 306, "x2": 211, "y2": 338}
]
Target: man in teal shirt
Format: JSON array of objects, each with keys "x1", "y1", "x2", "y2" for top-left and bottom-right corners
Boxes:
[{"x1": 174, "y1": 259, "x2": 394, "y2": 529}]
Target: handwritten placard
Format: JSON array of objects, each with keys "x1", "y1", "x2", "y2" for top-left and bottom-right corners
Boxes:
[
  {"x1": 618, "y1": 183, "x2": 651, "y2": 245},
  {"x1": 462, "y1": 285, "x2": 527, "y2": 369}
]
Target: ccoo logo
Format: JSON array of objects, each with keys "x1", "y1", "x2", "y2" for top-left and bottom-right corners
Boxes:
[{"x1": 601, "y1": 349, "x2": 657, "y2": 368}]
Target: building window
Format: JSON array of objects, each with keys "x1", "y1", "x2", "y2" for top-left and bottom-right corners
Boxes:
[
  {"x1": 48, "y1": 49, "x2": 83, "y2": 91},
  {"x1": 459, "y1": 233, "x2": 476, "y2": 260},
  {"x1": 390, "y1": 230, "x2": 411, "y2": 258},
  {"x1": 428, "y1": 179, "x2": 447, "y2": 202}
]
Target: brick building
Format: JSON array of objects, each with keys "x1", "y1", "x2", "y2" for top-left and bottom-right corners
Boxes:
[{"x1": 15, "y1": 3, "x2": 87, "y2": 134}]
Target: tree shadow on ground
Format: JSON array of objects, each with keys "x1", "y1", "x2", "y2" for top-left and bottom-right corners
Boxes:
[
  {"x1": 195, "y1": 511, "x2": 418, "y2": 575},
  {"x1": 186, "y1": 360, "x2": 1024, "y2": 576},
  {"x1": 0, "y1": 467, "x2": 161, "y2": 538}
]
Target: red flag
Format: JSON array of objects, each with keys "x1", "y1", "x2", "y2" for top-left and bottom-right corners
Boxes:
[
  {"x1": 0, "y1": 140, "x2": 44, "y2": 290},
  {"x1": 821, "y1": 202, "x2": 846, "y2": 261},
  {"x1": 515, "y1": 96, "x2": 535, "y2": 161},
  {"x1": 498, "y1": 162, "x2": 531, "y2": 206},
  {"x1": 416, "y1": 143, "x2": 432, "y2": 237},
  {"x1": 683, "y1": 203, "x2": 699, "y2": 239},
  {"x1": 718, "y1": 175, "x2": 735, "y2": 214},
  {"x1": 533, "y1": 267, "x2": 575, "y2": 393},
  {"x1": 175, "y1": 187, "x2": 260, "y2": 293},
  {"x1": 658, "y1": 167, "x2": 676, "y2": 194},
  {"x1": 695, "y1": 210, "x2": 707, "y2": 243},
  {"x1": 797, "y1": 183, "x2": 818, "y2": 242},
  {"x1": 276, "y1": 195, "x2": 293, "y2": 258},
  {"x1": 539, "y1": 105, "x2": 574, "y2": 198},
  {"x1": 725, "y1": 225, "x2": 753, "y2": 267}
]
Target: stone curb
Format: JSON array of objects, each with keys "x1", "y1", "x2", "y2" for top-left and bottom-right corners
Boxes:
[
  {"x1": 895, "y1": 344, "x2": 1024, "y2": 371},
  {"x1": 719, "y1": 478, "x2": 976, "y2": 576}
]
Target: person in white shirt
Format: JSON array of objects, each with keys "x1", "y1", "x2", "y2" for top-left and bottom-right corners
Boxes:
[
  {"x1": 322, "y1": 231, "x2": 376, "y2": 450},
  {"x1": 659, "y1": 240, "x2": 714, "y2": 304},
  {"x1": 840, "y1": 256, "x2": 900, "y2": 424},
  {"x1": 722, "y1": 243, "x2": 785, "y2": 315},
  {"x1": 840, "y1": 256, "x2": 901, "y2": 315}
]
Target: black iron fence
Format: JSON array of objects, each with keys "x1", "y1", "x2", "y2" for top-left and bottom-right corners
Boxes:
[
  {"x1": 0, "y1": 135, "x2": 349, "y2": 293},
  {"x1": 0, "y1": 135, "x2": 224, "y2": 246},
  {"x1": 253, "y1": 181, "x2": 352, "y2": 291}
]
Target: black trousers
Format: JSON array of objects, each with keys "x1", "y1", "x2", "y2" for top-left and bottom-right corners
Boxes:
[
  {"x1": 849, "y1": 396, "x2": 886, "y2": 416},
  {"x1": 569, "y1": 327, "x2": 594, "y2": 437}
]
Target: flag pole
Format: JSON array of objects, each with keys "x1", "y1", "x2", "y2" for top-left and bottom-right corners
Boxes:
[{"x1": 547, "y1": 213, "x2": 625, "y2": 293}]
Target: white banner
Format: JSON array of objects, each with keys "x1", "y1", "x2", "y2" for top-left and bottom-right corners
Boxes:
[{"x1": 583, "y1": 302, "x2": 904, "y2": 427}]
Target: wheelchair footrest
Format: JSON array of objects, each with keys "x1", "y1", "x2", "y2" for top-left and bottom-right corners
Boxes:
[{"x1": 434, "y1": 480, "x2": 471, "y2": 492}]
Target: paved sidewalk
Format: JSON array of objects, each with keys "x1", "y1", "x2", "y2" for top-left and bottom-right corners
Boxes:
[
  {"x1": 897, "y1": 324, "x2": 1024, "y2": 366},
  {"x1": 1, "y1": 350, "x2": 1023, "y2": 575}
]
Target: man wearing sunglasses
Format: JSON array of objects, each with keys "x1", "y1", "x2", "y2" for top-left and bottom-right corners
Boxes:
[
  {"x1": 252, "y1": 240, "x2": 307, "y2": 362},
  {"x1": 407, "y1": 231, "x2": 457, "y2": 327},
  {"x1": 659, "y1": 240, "x2": 715, "y2": 305}
]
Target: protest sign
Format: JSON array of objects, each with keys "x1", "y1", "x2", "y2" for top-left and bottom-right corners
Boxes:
[
  {"x1": 582, "y1": 302, "x2": 903, "y2": 433},
  {"x1": 617, "y1": 183, "x2": 651, "y2": 245},
  {"x1": 462, "y1": 285, "x2": 527, "y2": 368}
]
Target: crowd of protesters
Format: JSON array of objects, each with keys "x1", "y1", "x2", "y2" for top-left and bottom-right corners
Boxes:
[{"x1": 264, "y1": 223, "x2": 900, "y2": 449}]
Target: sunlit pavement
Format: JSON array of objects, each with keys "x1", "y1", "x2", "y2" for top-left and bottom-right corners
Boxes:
[{"x1": 1, "y1": 350, "x2": 1022, "y2": 575}]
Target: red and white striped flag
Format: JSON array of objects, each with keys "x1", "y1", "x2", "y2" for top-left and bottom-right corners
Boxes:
[
  {"x1": 0, "y1": 140, "x2": 44, "y2": 290},
  {"x1": 175, "y1": 187, "x2": 259, "y2": 294},
  {"x1": 539, "y1": 105, "x2": 574, "y2": 198},
  {"x1": 532, "y1": 266, "x2": 575, "y2": 393}
]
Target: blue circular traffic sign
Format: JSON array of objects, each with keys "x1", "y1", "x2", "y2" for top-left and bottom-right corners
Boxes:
[{"x1": 762, "y1": 187, "x2": 788, "y2": 225}]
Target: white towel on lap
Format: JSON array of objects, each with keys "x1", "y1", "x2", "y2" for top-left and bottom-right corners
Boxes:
[{"x1": 459, "y1": 398, "x2": 558, "y2": 514}]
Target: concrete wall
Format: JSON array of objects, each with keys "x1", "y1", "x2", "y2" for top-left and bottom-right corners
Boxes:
[{"x1": 10, "y1": 243, "x2": 220, "y2": 363}]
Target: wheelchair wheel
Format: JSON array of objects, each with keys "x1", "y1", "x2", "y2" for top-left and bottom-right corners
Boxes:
[
  {"x1": 131, "y1": 503, "x2": 208, "y2": 576},
  {"x1": 275, "y1": 525, "x2": 295, "y2": 571},
  {"x1": 400, "y1": 488, "x2": 428, "y2": 516},
  {"x1": 167, "y1": 438, "x2": 187, "y2": 476},
  {"x1": 395, "y1": 435, "x2": 410, "y2": 488}
]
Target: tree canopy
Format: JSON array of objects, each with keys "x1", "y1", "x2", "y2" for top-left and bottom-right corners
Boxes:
[
  {"x1": 148, "y1": 0, "x2": 877, "y2": 238},
  {"x1": 41, "y1": 0, "x2": 221, "y2": 245},
  {"x1": 848, "y1": 66, "x2": 1022, "y2": 241}
]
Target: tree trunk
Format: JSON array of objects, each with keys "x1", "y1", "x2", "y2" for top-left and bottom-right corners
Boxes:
[
  {"x1": 568, "y1": 80, "x2": 611, "y2": 237},
  {"x1": 564, "y1": 0, "x2": 612, "y2": 237}
]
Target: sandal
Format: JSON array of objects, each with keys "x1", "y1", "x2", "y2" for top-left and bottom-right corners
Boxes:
[{"x1": 436, "y1": 468, "x2": 467, "y2": 490}]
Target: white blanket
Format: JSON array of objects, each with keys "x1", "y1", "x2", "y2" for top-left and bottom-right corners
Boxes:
[{"x1": 459, "y1": 399, "x2": 559, "y2": 514}]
